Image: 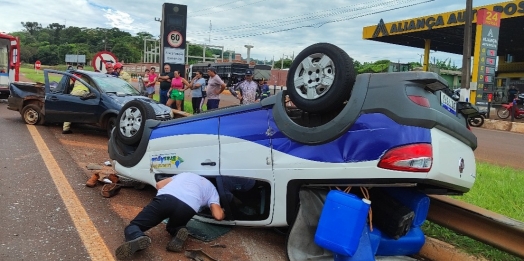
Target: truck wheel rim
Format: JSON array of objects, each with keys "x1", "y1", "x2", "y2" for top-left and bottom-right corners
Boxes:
[
  {"x1": 119, "y1": 107, "x2": 142, "y2": 138},
  {"x1": 25, "y1": 109, "x2": 39, "y2": 124},
  {"x1": 293, "y1": 53, "x2": 335, "y2": 100}
]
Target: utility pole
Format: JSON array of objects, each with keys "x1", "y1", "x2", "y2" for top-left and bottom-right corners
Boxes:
[{"x1": 461, "y1": 0, "x2": 473, "y2": 90}]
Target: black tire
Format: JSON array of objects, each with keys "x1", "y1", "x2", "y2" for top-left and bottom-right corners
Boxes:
[
  {"x1": 106, "y1": 116, "x2": 116, "y2": 138},
  {"x1": 467, "y1": 116, "x2": 484, "y2": 127},
  {"x1": 497, "y1": 107, "x2": 510, "y2": 119},
  {"x1": 21, "y1": 104, "x2": 44, "y2": 125},
  {"x1": 287, "y1": 43, "x2": 356, "y2": 113},
  {"x1": 116, "y1": 100, "x2": 156, "y2": 145}
]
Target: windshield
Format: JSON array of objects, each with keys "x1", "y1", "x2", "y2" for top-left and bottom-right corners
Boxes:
[{"x1": 92, "y1": 76, "x2": 140, "y2": 95}]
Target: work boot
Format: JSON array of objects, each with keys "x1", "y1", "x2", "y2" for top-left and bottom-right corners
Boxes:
[
  {"x1": 115, "y1": 235, "x2": 151, "y2": 260},
  {"x1": 86, "y1": 172, "x2": 100, "y2": 187},
  {"x1": 101, "y1": 183, "x2": 122, "y2": 198},
  {"x1": 166, "y1": 227, "x2": 188, "y2": 252},
  {"x1": 108, "y1": 173, "x2": 120, "y2": 184}
]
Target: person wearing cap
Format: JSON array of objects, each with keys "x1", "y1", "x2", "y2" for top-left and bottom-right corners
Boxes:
[
  {"x1": 105, "y1": 62, "x2": 117, "y2": 76},
  {"x1": 114, "y1": 62, "x2": 132, "y2": 83},
  {"x1": 205, "y1": 67, "x2": 227, "y2": 110},
  {"x1": 235, "y1": 69, "x2": 259, "y2": 105}
]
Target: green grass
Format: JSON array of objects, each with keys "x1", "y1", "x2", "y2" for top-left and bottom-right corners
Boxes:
[
  {"x1": 151, "y1": 94, "x2": 207, "y2": 114},
  {"x1": 19, "y1": 67, "x2": 62, "y2": 83},
  {"x1": 422, "y1": 162, "x2": 524, "y2": 261}
]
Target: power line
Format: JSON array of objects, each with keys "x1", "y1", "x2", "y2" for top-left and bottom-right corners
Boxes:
[
  {"x1": 190, "y1": 0, "x2": 391, "y2": 35},
  {"x1": 209, "y1": 0, "x2": 433, "y2": 41},
  {"x1": 188, "y1": 0, "x2": 244, "y2": 13},
  {"x1": 188, "y1": 0, "x2": 267, "y2": 17}
]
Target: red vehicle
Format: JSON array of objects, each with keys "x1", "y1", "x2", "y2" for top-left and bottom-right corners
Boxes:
[
  {"x1": 497, "y1": 94, "x2": 524, "y2": 119},
  {"x1": 0, "y1": 32, "x2": 21, "y2": 99}
]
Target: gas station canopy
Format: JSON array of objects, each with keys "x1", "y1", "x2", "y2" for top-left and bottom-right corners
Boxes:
[{"x1": 362, "y1": 1, "x2": 524, "y2": 60}]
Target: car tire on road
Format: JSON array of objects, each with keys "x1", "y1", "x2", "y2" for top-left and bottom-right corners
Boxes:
[
  {"x1": 22, "y1": 104, "x2": 44, "y2": 125},
  {"x1": 116, "y1": 100, "x2": 156, "y2": 145},
  {"x1": 287, "y1": 43, "x2": 356, "y2": 113}
]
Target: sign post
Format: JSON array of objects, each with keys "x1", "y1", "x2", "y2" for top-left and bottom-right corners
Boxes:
[
  {"x1": 34, "y1": 60, "x2": 41, "y2": 73},
  {"x1": 91, "y1": 51, "x2": 118, "y2": 73},
  {"x1": 160, "y1": 3, "x2": 187, "y2": 110},
  {"x1": 470, "y1": 9, "x2": 501, "y2": 106}
]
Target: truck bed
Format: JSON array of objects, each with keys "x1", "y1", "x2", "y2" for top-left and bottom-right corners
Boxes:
[{"x1": 7, "y1": 82, "x2": 45, "y2": 112}]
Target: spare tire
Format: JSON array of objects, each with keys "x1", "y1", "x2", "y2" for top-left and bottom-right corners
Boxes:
[
  {"x1": 287, "y1": 43, "x2": 356, "y2": 113},
  {"x1": 116, "y1": 100, "x2": 156, "y2": 145}
]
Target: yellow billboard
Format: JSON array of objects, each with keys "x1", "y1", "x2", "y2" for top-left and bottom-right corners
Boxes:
[{"x1": 363, "y1": 1, "x2": 524, "y2": 39}]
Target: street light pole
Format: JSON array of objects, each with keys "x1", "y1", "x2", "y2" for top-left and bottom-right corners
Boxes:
[{"x1": 461, "y1": 0, "x2": 473, "y2": 91}]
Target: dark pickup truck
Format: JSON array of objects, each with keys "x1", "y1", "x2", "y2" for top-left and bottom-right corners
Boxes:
[{"x1": 7, "y1": 69, "x2": 173, "y2": 136}]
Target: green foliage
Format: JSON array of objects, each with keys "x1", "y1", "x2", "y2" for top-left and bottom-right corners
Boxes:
[{"x1": 12, "y1": 21, "x2": 149, "y2": 65}]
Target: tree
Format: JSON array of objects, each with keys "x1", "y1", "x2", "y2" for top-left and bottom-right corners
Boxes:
[{"x1": 20, "y1": 22, "x2": 42, "y2": 35}]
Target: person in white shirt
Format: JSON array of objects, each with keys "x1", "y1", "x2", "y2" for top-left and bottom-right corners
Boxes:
[
  {"x1": 115, "y1": 172, "x2": 225, "y2": 259},
  {"x1": 235, "y1": 69, "x2": 259, "y2": 105}
]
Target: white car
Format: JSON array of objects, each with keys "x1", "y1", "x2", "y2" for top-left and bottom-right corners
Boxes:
[{"x1": 108, "y1": 43, "x2": 478, "y2": 227}]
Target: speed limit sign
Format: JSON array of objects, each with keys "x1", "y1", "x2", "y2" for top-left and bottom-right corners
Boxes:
[{"x1": 167, "y1": 31, "x2": 183, "y2": 48}]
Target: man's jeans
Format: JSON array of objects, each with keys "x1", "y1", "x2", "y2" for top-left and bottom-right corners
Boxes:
[
  {"x1": 160, "y1": 89, "x2": 169, "y2": 105},
  {"x1": 124, "y1": 194, "x2": 196, "y2": 241}
]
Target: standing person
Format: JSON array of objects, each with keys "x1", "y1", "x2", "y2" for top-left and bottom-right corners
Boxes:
[
  {"x1": 62, "y1": 75, "x2": 90, "y2": 134},
  {"x1": 115, "y1": 172, "x2": 225, "y2": 259},
  {"x1": 189, "y1": 71, "x2": 206, "y2": 113},
  {"x1": 260, "y1": 80, "x2": 270, "y2": 101},
  {"x1": 142, "y1": 69, "x2": 151, "y2": 97},
  {"x1": 508, "y1": 85, "x2": 518, "y2": 103},
  {"x1": 147, "y1": 67, "x2": 158, "y2": 99},
  {"x1": 105, "y1": 62, "x2": 117, "y2": 76},
  {"x1": 157, "y1": 64, "x2": 174, "y2": 105},
  {"x1": 114, "y1": 63, "x2": 132, "y2": 83},
  {"x1": 205, "y1": 67, "x2": 227, "y2": 110},
  {"x1": 236, "y1": 69, "x2": 259, "y2": 105},
  {"x1": 166, "y1": 70, "x2": 191, "y2": 111}
]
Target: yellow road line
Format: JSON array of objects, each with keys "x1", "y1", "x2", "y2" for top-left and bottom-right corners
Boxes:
[{"x1": 27, "y1": 125, "x2": 115, "y2": 261}]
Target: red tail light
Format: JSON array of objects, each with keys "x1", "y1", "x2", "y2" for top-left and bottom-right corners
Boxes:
[
  {"x1": 378, "y1": 143, "x2": 433, "y2": 172},
  {"x1": 408, "y1": 95, "x2": 430, "y2": 107}
]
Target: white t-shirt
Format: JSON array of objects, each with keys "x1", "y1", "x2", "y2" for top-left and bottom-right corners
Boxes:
[{"x1": 157, "y1": 172, "x2": 221, "y2": 212}]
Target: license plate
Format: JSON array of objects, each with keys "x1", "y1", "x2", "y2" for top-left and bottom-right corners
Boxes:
[{"x1": 441, "y1": 92, "x2": 457, "y2": 115}]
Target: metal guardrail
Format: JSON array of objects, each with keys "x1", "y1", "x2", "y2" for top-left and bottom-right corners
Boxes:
[{"x1": 427, "y1": 195, "x2": 524, "y2": 259}]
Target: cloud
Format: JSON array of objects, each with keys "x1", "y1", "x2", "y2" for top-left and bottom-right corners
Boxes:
[{"x1": 103, "y1": 9, "x2": 147, "y2": 32}]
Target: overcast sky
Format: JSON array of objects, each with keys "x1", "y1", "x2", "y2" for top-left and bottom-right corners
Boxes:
[{"x1": 1, "y1": 0, "x2": 504, "y2": 66}]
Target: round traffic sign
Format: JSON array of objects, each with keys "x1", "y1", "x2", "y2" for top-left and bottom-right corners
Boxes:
[
  {"x1": 35, "y1": 60, "x2": 41, "y2": 70},
  {"x1": 167, "y1": 31, "x2": 183, "y2": 48},
  {"x1": 91, "y1": 51, "x2": 118, "y2": 73}
]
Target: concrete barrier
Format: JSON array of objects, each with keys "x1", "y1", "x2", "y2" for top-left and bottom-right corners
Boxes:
[{"x1": 480, "y1": 119, "x2": 524, "y2": 134}]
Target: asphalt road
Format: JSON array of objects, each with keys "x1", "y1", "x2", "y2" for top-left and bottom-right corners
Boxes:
[
  {"x1": 0, "y1": 99, "x2": 287, "y2": 260},
  {"x1": 472, "y1": 127, "x2": 524, "y2": 170},
  {"x1": 1, "y1": 96, "x2": 522, "y2": 260}
]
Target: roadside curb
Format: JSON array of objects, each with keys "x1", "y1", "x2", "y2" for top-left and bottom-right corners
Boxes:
[
  {"x1": 480, "y1": 119, "x2": 524, "y2": 134},
  {"x1": 419, "y1": 237, "x2": 488, "y2": 261}
]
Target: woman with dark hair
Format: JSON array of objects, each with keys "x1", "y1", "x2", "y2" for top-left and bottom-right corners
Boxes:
[
  {"x1": 188, "y1": 71, "x2": 206, "y2": 113},
  {"x1": 167, "y1": 70, "x2": 190, "y2": 111}
]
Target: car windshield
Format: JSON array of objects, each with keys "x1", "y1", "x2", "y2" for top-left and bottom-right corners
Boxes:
[{"x1": 92, "y1": 76, "x2": 140, "y2": 95}]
